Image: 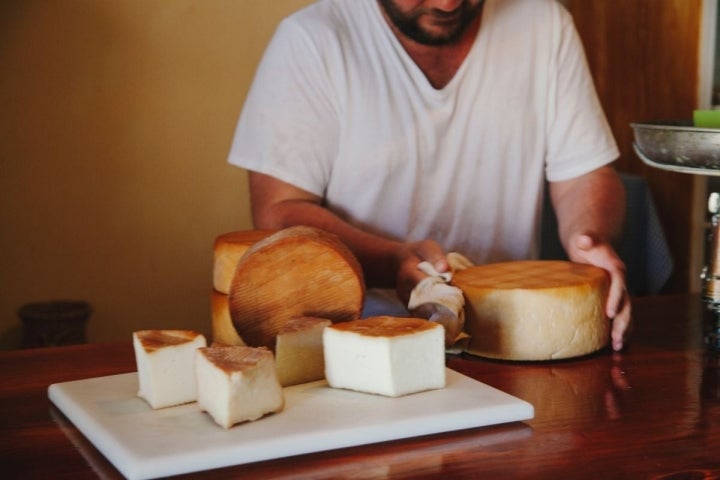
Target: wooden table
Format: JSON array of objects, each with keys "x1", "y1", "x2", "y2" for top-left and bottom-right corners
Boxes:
[{"x1": 2, "y1": 294, "x2": 719, "y2": 479}]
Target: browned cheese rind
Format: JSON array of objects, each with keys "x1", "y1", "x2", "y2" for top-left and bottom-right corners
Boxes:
[{"x1": 228, "y1": 226, "x2": 365, "y2": 348}]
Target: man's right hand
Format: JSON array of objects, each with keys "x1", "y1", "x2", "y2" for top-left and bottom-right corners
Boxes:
[{"x1": 393, "y1": 240, "x2": 449, "y2": 305}]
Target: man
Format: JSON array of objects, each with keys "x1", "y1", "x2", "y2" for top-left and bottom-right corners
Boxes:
[{"x1": 228, "y1": 0, "x2": 631, "y2": 351}]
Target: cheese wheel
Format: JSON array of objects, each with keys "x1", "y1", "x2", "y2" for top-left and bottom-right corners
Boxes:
[
  {"x1": 452, "y1": 261, "x2": 610, "y2": 361},
  {"x1": 213, "y1": 230, "x2": 276, "y2": 294},
  {"x1": 228, "y1": 226, "x2": 365, "y2": 348},
  {"x1": 210, "y1": 290, "x2": 245, "y2": 346}
]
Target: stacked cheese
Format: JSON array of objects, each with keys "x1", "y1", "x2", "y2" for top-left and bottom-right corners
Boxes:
[
  {"x1": 211, "y1": 230, "x2": 276, "y2": 345},
  {"x1": 452, "y1": 260, "x2": 610, "y2": 361},
  {"x1": 212, "y1": 226, "x2": 365, "y2": 386},
  {"x1": 212, "y1": 227, "x2": 365, "y2": 347},
  {"x1": 227, "y1": 226, "x2": 365, "y2": 348}
]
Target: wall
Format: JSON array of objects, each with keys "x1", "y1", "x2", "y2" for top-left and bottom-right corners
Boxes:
[{"x1": 0, "y1": 0, "x2": 312, "y2": 347}]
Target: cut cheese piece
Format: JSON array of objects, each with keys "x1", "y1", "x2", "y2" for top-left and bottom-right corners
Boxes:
[
  {"x1": 275, "y1": 316, "x2": 331, "y2": 387},
  {"x1": 196, "y1": 346, "x2": 284, "y2": 428},
  {"x1": 133, "y1": 330, "x2": 207, "y2": 409},
  {"x1": 213, "y1": 230, "x2": 276, "y2": 294},
  {"x1": 452, "y1": 260, "x2": 610, "y2": 361},
  {"x1": 323, "y1": 316, "x2": 445, "y2": 397},
  {"x1": 228, "y1": 226, "x2": 365, "y2": 348},
  {"x1": 210, "y1": 290, "x2": 245, "y2": 346}
]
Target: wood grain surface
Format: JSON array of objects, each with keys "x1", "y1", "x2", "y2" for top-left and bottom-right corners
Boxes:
[{"x1": 228, "y1": 226, "x2": 364, "y2": 347}]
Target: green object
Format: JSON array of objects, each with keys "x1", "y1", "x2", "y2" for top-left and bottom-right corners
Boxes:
[{"x1": 693, "y1": 109, "x2": 720, "y2": 128}]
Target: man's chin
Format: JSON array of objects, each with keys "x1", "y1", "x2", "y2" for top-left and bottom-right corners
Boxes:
[
  {"x1": 379, "y1": 0, "x2": 484, "y2": 47},
  {"x1": 411, "y1": 27, "x2": 464, "y2": 46}
]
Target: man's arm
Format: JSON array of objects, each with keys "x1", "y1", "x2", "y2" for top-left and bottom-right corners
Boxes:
[
  {"x1": 549, "y1": 164, "x2": 631, "y2": 351},
  {"x1": 249, "y1": 171, "x2": 448, "y2": 302}
]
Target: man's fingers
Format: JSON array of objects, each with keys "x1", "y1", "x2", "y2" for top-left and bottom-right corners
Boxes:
[
  {"x1": 611, "y1": 300, "x2": 632, "y2": 351},
  {"x1": 412, "y1": 240, "x2": 448, "y2": 273},
  {"x1": 605, "y1": 270, "x2": 625, "y2": 318},
  {"x1": 574, "y1": 233, "x2": 595, "y2": 251}
]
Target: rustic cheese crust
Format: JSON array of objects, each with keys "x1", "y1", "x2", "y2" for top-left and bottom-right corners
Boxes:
[
  {"x1": 196, "y1": 346, "x2": 284, "y2": 428},
  {"x1": 324, "y1": 316, "x2": 446, "y2": 397},
  {"x1": 133, "y1": 330, "x2": 207, "y2": 409},
  {"x1": 213, "y1": 230, "x2": 276, "y2": 294},
  {"x1": 210, "y1": 290, "x2": 245, "y2": 346},
  {"x1": 328, "y1": 316, "x2": 440, "y2": 336},
  {"x1": 228, "y1": 226, "x2": 365, "y2": 348}
]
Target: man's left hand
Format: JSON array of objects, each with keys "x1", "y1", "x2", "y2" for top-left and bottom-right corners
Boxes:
[{"x1": 566, "y1": 233, "x2": 632, "y2": 352}]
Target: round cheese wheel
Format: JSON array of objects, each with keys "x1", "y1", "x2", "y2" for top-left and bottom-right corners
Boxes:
[
  {"x1": 228, "y1": 226, "x2": 365, "y2": 348},
  {"x1": 452, "y1": 260, "x2": 610, "y2": 361},
  {"x1": 213, "y1": 230, "x2": 277, "y2": 294},
  {"x1": 210, "y1": 290, "x2": 245, "y2": 346}
]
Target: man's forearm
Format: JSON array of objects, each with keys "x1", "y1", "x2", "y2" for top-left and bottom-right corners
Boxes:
[
  {"x1": 254, "y1": 197, "x2": 403, "y2": 289},
  {"x1": 549, "y1": 165, "x2": 626, "y2": 251},
  {"x1": 248, "y1": 171, "x2": 447, "y2": 296}
]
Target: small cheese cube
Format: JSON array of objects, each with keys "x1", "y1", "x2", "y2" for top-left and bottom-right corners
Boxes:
[
  {"x1": 275, "y1": 317, "x2": 332, "y2": 387},
  {"x1": 133, "y1": 330, "x2": 207, "y2": 409},
  {"x1": 196, "y1": 346, "x2": 284, "y2": 428}
]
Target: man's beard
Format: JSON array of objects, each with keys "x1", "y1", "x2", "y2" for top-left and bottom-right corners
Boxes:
[{"x1": 379, "y1": 0, "x2": 485, "y2": 46}]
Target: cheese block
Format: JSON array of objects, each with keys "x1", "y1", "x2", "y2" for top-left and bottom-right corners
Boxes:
[
  {"x1": 210, "y1": 290, "x2": 245, "y2": 346},
  {"x1": 452, "y1": 260, "x2": 610, "y2": 361},
  {"x1": 323, "y1": 316, "x2": 445, "y2": 397},
  {"x1": 133, "y1": 330, "x2": 207, "y2": 409},
  {"x1": 228, "y1": 226, "x2": 365, "y2": 348},
  {"x1": 275, "y1": 316, "x2": 331, "y2": 387},
  {"x1": 213, "y1": 230, "x2": 276, "y2": 294},
  {"x1": 196, "y1": 346, "x2": 284, "y2": 428}
]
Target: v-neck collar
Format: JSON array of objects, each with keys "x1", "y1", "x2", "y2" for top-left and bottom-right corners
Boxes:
[{"x1": 368, "y1": 0, "x2": 487, "y2": 97}]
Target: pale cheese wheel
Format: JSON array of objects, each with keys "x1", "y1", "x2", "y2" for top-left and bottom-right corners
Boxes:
[
  {"x1": 452, "y1": 260, "x2": 610, "y2": 361},
  {"x1": 213, "y1": 230, "x2": 276, "y2": 294},
  {"x1": 210, "y1": 290, "x2": 245, "y2": 346},
  {"x1": 228, "y1": 226, "x2": 365, "y2": 348}
]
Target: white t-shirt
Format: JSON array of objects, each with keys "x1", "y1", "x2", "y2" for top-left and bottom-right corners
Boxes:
[{"x1": 228, "y1": 0, "x2": 618, "y2": 265}]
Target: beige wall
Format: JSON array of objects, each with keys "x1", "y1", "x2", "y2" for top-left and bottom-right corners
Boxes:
[{"x1": 0, "y1": 0, "x2": 313, "y2": 348}]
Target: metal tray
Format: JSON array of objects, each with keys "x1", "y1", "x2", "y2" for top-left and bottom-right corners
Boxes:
[{"x1": 631, "y1": 120, "x2": 720, "y2": 175}]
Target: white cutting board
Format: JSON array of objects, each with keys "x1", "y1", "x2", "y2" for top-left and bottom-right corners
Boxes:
[{"x1": 49, "y1": 369, "x2": 533, "y2": 480}]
